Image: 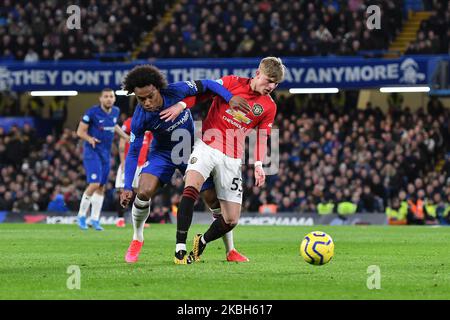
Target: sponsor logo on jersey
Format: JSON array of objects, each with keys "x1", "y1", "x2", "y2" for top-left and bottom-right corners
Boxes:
[
  {"x1": 166, "y1": 111, "x2": 189, "y2": 132},
  {"x1": 252, "y1": 104, "x2": 264, "y2": 116},
  {"x1": 185, "y1": 80, "x2": 198, "y2": 92},
  {"x1": 190, "y1": 157, "x2": 197, "y2": 164},
  {"x1": 222, "y1": 115, "x2": 245, "y2": 130},
  {"x1": 102, "y1": 126, "x2": 115, "y2": 132},
  {"x1": 130, "y1": 132, "x2": 136, "y2": 143},
  {"x1": 225, "y1": 108, "x2": 252, "y2": 124}
]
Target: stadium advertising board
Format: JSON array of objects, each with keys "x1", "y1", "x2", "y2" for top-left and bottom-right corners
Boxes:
[
  {"x1": 0, "y1": 212, "x2": 387, "y2": 225},
  {"x1": 0, "y1": 56, "x2": 433, "y2": 91}
]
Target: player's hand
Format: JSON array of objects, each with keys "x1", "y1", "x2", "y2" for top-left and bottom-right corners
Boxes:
[
  {"x1": 254, "y1": 164, "x2": 266, "y2": 187},
  {"x1": 229, "y1": 95, "x2": 250, "y2": 114},
  {"x1": 160, "y1": 101, "x2": 186, "y2": 122},
  {"x1": 88, "y1": 136, "x2": 101, "y2": 148},
  {"x1": 120, "y1": 190, "x2": 133, "y2": 208}
]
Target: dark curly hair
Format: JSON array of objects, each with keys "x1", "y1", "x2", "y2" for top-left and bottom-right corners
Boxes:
[{"x1": 122, "y1": 65, "x2": 168, "y2": 94}]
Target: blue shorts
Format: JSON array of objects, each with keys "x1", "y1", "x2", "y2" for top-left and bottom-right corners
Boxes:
[
  {"x1": 141, "y1": 149, "x2": 214, "y2": 191},
  {"x1": 83, "y1": 153, "x2": 110, "y2": 185}
]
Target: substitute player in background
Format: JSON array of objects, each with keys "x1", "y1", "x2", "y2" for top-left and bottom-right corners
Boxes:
[
  {"x1": 163, "y1": 57, "x2": 285, "y2": 262},
  {"x1": 119, "y1": 65, "x2": 250, "y2": 264},
  {"x1": 115, "y1": 115, "x2": 153, "y2": 228},
  {"x1": 77, "y1": 88, "x2": 129, "y2": 231}
]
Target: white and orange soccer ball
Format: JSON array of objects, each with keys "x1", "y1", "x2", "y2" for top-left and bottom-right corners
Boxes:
[{"x1": 300, "y1": 231, "x2": 334, "y2": 265}]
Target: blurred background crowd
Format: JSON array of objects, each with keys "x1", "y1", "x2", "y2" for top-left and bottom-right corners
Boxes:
[
  {"x1": 1, "y1": 0, "x2": 449, "y2": 61},
  {"x1": 1, "y1": 92, "x2": 449, "y2": 225}
]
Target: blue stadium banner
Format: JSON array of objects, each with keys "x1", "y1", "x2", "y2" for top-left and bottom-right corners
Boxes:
[
  {"x1": 0, "y1": 117, "x2": 34, "y2": 132},
  {"x1": 0, "y1": 56, "x2": 440, "y2": 92}
]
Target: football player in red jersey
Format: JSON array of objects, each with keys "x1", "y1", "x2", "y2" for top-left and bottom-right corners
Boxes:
[{"x1": 160, "y1": 57, "x2": 285, "y2": 263}]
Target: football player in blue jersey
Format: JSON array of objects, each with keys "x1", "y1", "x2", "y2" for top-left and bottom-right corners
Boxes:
[
  {"x1": 119, "y1": 65, "x2": 249, "y2": 264},
  {"x1": 76, "y1": 88, "x2": 129, "y2": 231}
]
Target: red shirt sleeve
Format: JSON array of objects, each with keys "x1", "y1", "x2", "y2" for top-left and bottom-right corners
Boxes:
[
  {"x1": 220, "y1": 75, "x2": 234, "y2": 89},
  {"x1": 122, "y1": 117, "x2": 132, "y2": 134}
]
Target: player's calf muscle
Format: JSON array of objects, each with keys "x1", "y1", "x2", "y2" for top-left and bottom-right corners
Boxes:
[{"x1": 201, "y1": 189, "x2": 219, "y2": 209}]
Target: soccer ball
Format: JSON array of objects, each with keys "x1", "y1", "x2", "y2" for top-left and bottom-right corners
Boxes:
[{"x1": 300, "y1": 231, "x2": 334, "y2": 265}]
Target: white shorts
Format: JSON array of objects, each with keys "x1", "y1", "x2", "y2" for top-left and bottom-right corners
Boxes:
[
  {"x1": 115, "y1": 164, "x2": 142, "y2": 189},
  {"x1": 187, "y1": 139, "x2": 243, "y2": 204}
]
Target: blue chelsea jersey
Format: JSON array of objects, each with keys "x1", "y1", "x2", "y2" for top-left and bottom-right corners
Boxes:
[
  {"x1": 130, "y1": 104, "x2": 194, "y2": 151},
  {"x1": 82, "y1": 105, "x2": 120, "y2": 158}
]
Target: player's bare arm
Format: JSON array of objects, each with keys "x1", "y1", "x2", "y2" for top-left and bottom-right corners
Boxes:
[
  {"x1": 254, "y1": 127, "x2": 270, "y2": 187},
  {"x1": 115, "y1": 124, "x2": 130, "y2": 140},
  {"x1": 118, "y1": 135, "x2": 127, "y2": 170},
  {"x1": 254, "y1": 161, "x2": 266, "y2": 187},
  {"x1": 76, "y1": 121, "x2": 100, "y2": 148}
]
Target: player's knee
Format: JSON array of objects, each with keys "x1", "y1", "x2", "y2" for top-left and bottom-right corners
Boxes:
[
  {"x1": 223, "y1": 215, "x2": 239, "y2": 227},
  {"x1": 185, "y1": 171, "x2": 204, "y2": 190},
  {"x1": 136, "y1": 190, "x2": 152, "y2": 202},
  {"x1": 87, "y1": 183, "x2": 101, "y2": 193},
  {"x1": 137, "y1": 177, "x2": 159, "y2": 200}
]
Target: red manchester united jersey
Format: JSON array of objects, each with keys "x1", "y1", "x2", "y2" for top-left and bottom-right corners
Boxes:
[
  {"x1": 122, "y1": 117, "x2": 153, "y2": 166},
  {"x1": 184, "y1": 75, "x2": 276, "y2": 160}
]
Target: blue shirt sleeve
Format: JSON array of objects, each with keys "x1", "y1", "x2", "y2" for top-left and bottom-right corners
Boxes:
[
  {"x1": 198, "y1": 79, "x2": 233, "y2": 103},
  {"x1": 81, "y1": 107, "x2": 93, "y2": 124},
  {"x1": 170, "y1": 80, "x2": 233, "y2": 103}
]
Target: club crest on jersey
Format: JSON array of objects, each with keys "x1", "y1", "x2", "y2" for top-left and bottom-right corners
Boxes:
[
  {"x1": 190, "y1": 157, "x2": 197, "y2": 164},
  {"x1": 252, "y1": 104, "x2": 264, "y2": 116}
]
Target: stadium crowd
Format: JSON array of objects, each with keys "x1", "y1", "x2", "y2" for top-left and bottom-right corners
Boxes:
[
  {"x1": 0, "y1": 123, "x2": 128, "y2": 216},
  {"x1": 238, "y1": 94, "x2": 450, "y2": 225},
  {"x1": 0, "y1": 0, "x2": 175, "y2": 61},
  {"x1": 0, "y1": 0, "x2": 406, "y2": 61},
  {"x1": 1, "y1": 93, "x2": 449, "y2": 225},
  {"x1": 405, "y1": 0, "x2": 450, "y2": 55},
  {"x1": 141, "y1": 0, "x2": 403, "y2": 59}
]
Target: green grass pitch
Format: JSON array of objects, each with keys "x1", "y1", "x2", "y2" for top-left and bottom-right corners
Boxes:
[{"x1": 1, "y1": 224, "x2": 449, "y2": 299}]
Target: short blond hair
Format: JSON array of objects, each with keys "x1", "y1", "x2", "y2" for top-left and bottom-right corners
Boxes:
[{"x1": 259, "y1": 57, "x2": 285, "y2": 82}]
